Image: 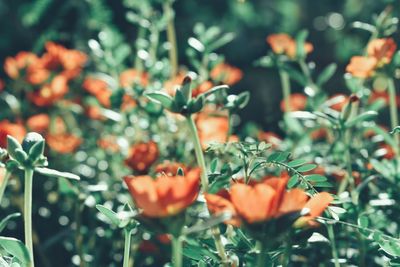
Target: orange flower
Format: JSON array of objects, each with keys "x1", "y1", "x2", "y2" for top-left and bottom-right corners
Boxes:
[
  {"x1": 85, "y1": 106, "x2": 106, "y2": 120},
  {"x1": 120, "y1": 69, "x2": 149, "y2": 88},
  {"x1": 280, "y1": 93, "x2": 307, "y2": 112},
  {"x1": 346, "y1": 56, "x2": 377, "y2": 78},
  {"x1": 123, "y1": 168, "x2": 201, "y2": 218},
  {"x1": 367, "y1": 38, "x2": 397, "y2": 66},
  {"x1": 26, "y1": 114, "x2": 50, "y2": 133},
  {"x1": 0, "y1": 121, "x2": 26, "y2": 148},
  {"x1": 155, "y1": 161, "x2": 188, "y2": 176},
  {"x1": 82, "y1": 78, "x2": 112, "y2": 107},
  {"x1": 41, "y1": 42, "x2": 87, "y2": 79},
  {"x1": 206, "y1": 176, "x2": 333, "y2": 227},
  {"x1": 29, "y1": 75, "x2": 69, "y2": 107},
  {"x1": 196, "y1": 113, "x2": 229, "y2": 149},
  {"x1": 379, "y1": 143, "x2": 395, "y2": 160},
  {"x1": 210, "y1": 63, "x2": 243, "y2": 85},
  {"x1": 47, "y1": 133, "x2": 82, "y2": 154},
  {"x1": 266, "y1": 33, "x2": 313, "y2": 59},
  {"x1": 125, "y1": 141, "x2": 159, "y2": 173},
  {"x1": 98, "y1": 136, "x2": 119, "y2": 152},
  {"x1": 205, "y1": 190, "x2": 241, "y2": 226},
  {"x1": 4, "y1": 52, "x2": 39, "y2": 79}
]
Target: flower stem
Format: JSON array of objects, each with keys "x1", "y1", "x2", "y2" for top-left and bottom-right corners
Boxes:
[
  {"x1": 256, "y1": 241, "x2": 269, "y2": 267},
  {"x1": 24, "y1": 168, "x2": 35, "y2": 267},
  {"x1": 164, "y1": 0, "x2": 178, "y2": 78},
  {"x1": 123, "y1": 229, "x2": 132, "y2": 267},
  {"x1": 171, "y1": 236, "x2": 183, "y2": 267},
  {"x1": 327, "y1": 224, "x2": 340, "y2": 267},
  {"x1": 0, "y1": 169, "x2": 11, "y2": 205},
  {"x1": 186, "y1": 115, "x2": 208, "y2": 191},
  {"x1": 387, "y1": 78, "x2": 400, "y2": 161},
  {"x1": 279, "y1": 70, "x2": 291, "y2": 112},
  {"x1": 186, "y1": 115, "x2": 229, "y2": 265}
]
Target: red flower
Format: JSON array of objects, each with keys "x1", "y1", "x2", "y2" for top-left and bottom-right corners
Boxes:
[
  {"x1": 28, "y1": 75, "x2": 69, "y2": 107},
  {"x1": 0, "y1": 121, "x2": 26, "y2": 148},
  {"x1": 120, "y1": 69, "x2": 149, "y2": 88},
  {"x1": 280, "y1": 93, "x2": 307, "y2": 112},
  {"x1": 210, "y1": 63, "x2": 243, "y2": 85},
  {"x1": 47, "y1": 133, "x2": 82, "y2": 154},
  {"x1": 125, "y1": 141, "x2": 159, "y2": 173},
  {"x1": 206, "y1": 176, "x2": 333, "y2": 227},
  {"x1": 124, "y1": 168, "x2": 201, "y2": 218},
  {"x1": 26, "y1": 114, "x2": 50, "y2": 133},
  {"x1": 266, "y1": 33, "x2": 313, "y2": 59}
]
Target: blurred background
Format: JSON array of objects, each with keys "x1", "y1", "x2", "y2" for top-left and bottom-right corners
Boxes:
[
  {"x1": 0, "y1": 0, "x2": 398, "y2": 133},
  {"x1": 0, "y1": 1, "x2": 399, "y2": 265}
]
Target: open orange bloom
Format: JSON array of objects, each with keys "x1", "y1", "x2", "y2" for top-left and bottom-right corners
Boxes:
[
  {"x1": 125, "y1": 141, "x2": 159, "y2": 173},
  {"x1": 210, "y1": 63, "x2": 243, "y2": 85},
  {"x1": 47, "y1": 133, "x2": 82, "y2": 154},
  {"x1": 29, "y1": 75, "x2": 69, "y2": 107},
  {"x1": 0, "y1": 121, "x2": 26, "y2": 148},
  {"x1": 124, "y1": 168, "x2": 201, "y2": 218},
  {"x1": 206, "y1": 177, "x2": 333, "y2": 226},
  {"x1": 4, "y1": 52, "x2": 39, "y2": 79},
  {"x1": 266, "y1": 33, "x2": 313, "y2": 59},
  {"x1": 26, "y1": 114, "x2": 50, "y2": 133},
  {"x1": 120, "y1": 69, "x2": 149, "y2": 88},
  {"x1": 367, "y1": 38, "x2": 397, "y2": 66},
  {"x1": 280, "y1": 93, "x2": 307, "y2": 112},
  {"x1": 346, "y1": 56, "x2": 377, "y2": 78}
]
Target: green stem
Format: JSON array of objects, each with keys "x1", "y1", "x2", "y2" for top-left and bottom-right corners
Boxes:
[
  {"x1": 24, "y1": 168, "x2": 35, "y2": 267},
  {"x1": 134, "y1": 27, "x2": 146, "y2": 74},
  {"x1": 298, "y1": 60, "x2": 319, "y2": 95},
  {"x1": 185, "y1": 116, "x2": 229, "y2": 265},
  {"x1": 388, "y1": 78, "x2": 400, "y2": 161},
  {"x1": 279, "y1": 70, "x2": 291, "y2": 112},
  {"x1": 171, "y1": 236, "x2": 183, "y2": 267},
  {"x1": 123, "y1": 229, "x2": 132, "y2": 267},
  {"x1": 282, "y1": 233, "x2": 292, "y2": 267},
  {"x1": 0, "y1": 169, "x2": 11, "y2": 205},
  {"x1": 327, "y1": 224, "x2": 340, "y2": 267},
  {"x1": 186, "y1": 116, "x2": 208, "y2": 191},
  {"x1": 256, "y1": 241, "x2": 269, "y2": 267},
  {"x1": 164, "y1": 1, "x2": 178, "y2": 78}
]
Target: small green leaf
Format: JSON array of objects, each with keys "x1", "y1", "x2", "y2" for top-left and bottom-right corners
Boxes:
[
  {"x1": 146, "y1": 92, "x2": 174, "y2": 110},
  {"x1": 316, "y1": 63, "x2": 337, "y2": 86},
  {"x1": 287, "y1": 175, "x2": 299, "y2": 188},
  {"x1": 28, "y1": 140, "x2": 45, "y2": 163},
  {"x1": 390, "y1": 126, "x2": 400, "y2": 135},
  {"x1": 296, "y1": 164, "x2": 317, "y2": 172},
  {"x1": 96, "y1": 204, "x2": 121, "y2": 227},
  {"x1": 13, "y1": 149, "x2": 28, "y2": 164},
  {"x1": 378, "y1": 239, "x2": 400, "y2": 257},
  {"x1": 345, "y1": 111, "x2": 378, "y2": 128},
  {"x1": 287, "y1": 159, "x2": 307, "y2": 168},
  {"x1": 0, "y1": 236, "x2": 31, "y2": 265},
  {"x1": 295, "y1": 29, "x2": 309, "y2": 59},
  {"x1": 35, "y1": 167, "x2": 80, "y2": 181},
  {"x1": 6, "y1": 136, "x2": 22, "y2": 160},
  {"x1": 306, "y1": 174, "x2": 327, "y2": 182}
]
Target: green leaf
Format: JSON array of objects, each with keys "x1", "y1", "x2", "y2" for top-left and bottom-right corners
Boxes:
[
  {"x1": 345, "y1": 111, "x2": 378, "y2": 128},
  {"x1": 295, "y1": 30, "x2": 309, "y2": 59},
  {"x1": 207, "y1": 32, "x2": 235, "y2": 52},
  {"x1": 306, "y1": 174, "x2": 327, "y2": 182},
  {"x1": 0, "y1": 236, "x2": 31, "y2": 265},
  {"x1": 287, "y1": 159, "x2": 307, "y2": 168},
  {"x1": 0, "y1": 213, "x2": 21, "y2": 233},
  {"x1": 146, "y1": 92, "x2": 173, "y2": 110},
  {"x1": 296, "y1": 164, "x2": 317, "y2": 172},
  {"x1": 28, "y1": 140, "x2": 44, "y2": 163},
  {"x1": 287, "y1": 175, "x2": 299, "y2": 188},
  {"x1": 236, "y1": 92, "x2": 250, "y2": 109},
  {"x1": 316, "y1": 63, "x2": 337, "y2": 86},
  {"x1": 188, "y1": 96, "x2": 205, "y2": 114},
  {"x1": 35, "y1": 168, "x2": 80, "y2": 181},
  {"x1": 13, "y1": 149, "x2": 28, "y2": 165},
  {"x1": 6, "y1": 136, "x2": 22, "y2": 160},
  {"x1": 378, "y1": 239, "x2": 400, "y2": 257},
  {"x1": 96, "y1": 204, "x2": 121, "y2": 227}
]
